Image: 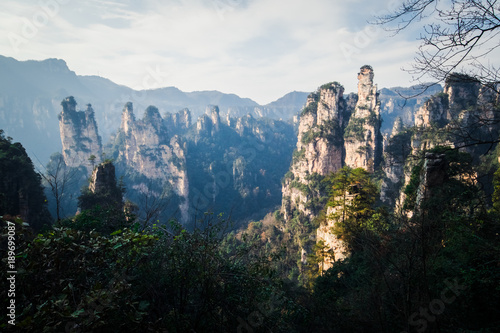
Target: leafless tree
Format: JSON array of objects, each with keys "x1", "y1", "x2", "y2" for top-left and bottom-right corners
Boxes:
[
  {"x1": 39, "y1": 153, "x2": 79, "y2": 221},
  {"x1": 374, "y1": 0, "x2": 500, "y2": 93},
  {"x1": 135, "y1": 182, "x2": 171, "y2": 230}
]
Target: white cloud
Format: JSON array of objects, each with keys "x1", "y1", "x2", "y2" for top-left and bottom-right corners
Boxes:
[{"x1": 0, "y1": 0, "x2": 433, "y2": 104}]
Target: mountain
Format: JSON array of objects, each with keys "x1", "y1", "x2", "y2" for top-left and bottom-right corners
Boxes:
[
  {"x1": 53, "y1": 96, "x2": 296, "y2": 225},
  {"x1": 1, "y1": 55, "x2": 446, "y2": 168},
  {"x1": 378, "y1": 83, "x2": 443, "y2": 133},
  {"x1": 0, "y1": 55, "x2": 306, "y2": 165},
  {"x1": 278, "y1": 66, "x2": 383, "y2": 276}
]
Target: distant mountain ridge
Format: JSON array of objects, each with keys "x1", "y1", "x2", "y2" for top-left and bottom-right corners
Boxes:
[
  {"x1": 0, "y1": 55, "x2": 308, "y2": 165},
  {"x1": 0, "y1": 55, "x2": 441, "y2": 165}
]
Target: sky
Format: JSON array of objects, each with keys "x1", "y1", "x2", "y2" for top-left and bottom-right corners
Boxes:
[{"x1": 1, "y1": 0, "x2": 430, "y2": 105}]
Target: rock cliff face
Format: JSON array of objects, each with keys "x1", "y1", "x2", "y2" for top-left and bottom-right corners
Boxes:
[
  {"x1": 84, "y1": 161, "x2": 123, "y2": 212},
  {"x1": 316, "y1": 205, "x2": 348, "y2": 269},
  {"x1": 380, "y1": 118, "x2": 411, "y2": 207},
  {"x1": 281, "y1": 82, "x2": 350, "y2": 221},
  {"x1": 280, "y1": 66, "x2": 382, "y2": 221},
  {"x1": 115, "y1": 102, "x2": 189, "y2": 223},
  {"x1": 344, "y1": 65, "x2": 382, "y2": 172},
  {"x1": 58, "y1": 95, "x2": 295, "y2": 225},
  {"x1": 280, "y1": 66, "x2": 383, "y2": 268},
  {"x1": 58, "y1": 96, "x2": 102, "y2": 174},
  {"x1": 386, "y1": 74, "x2": 500, "y2": 212},
  {"x1": 89, "y1": 162, "x2": 118, "y2": 195},
  {"x1": 195, "y1": 105, "x2": 221, "y2": 140},
  {"x1": 378, "y1": 83, "x2": 443, "y2": 133},
  {"x1": 414, "y1": 152, "x2": 447, "y2": 209}
]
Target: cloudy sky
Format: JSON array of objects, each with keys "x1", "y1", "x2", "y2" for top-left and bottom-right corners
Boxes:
[{"x1": 1, "y1": 0, "x2": 429, "y2": 104}]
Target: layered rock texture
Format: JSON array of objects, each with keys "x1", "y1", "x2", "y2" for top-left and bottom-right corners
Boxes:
[
  {"x1": 344, "y1": 65, "x2": 382, "y2": 172},
  {"x1": 316, "y1": 205, "x2": 349, "y2": 269},
  {"x1": 58, "y1": 94, "x2": 296, "y2": 225},
  {"x1": 383, "y1": 73, "x2": 500, "y2": 210},
  {"x1": 115, "y1": 102, "x2": 189, "y2": 222},
  {"x1": 280, "y1": 65, "x2": 383, "y2": 266},
  {"x1": 58, "y1": 96, "x2": 102, "y2": 174},
  {"x1": 281, "y1": 82, "x2": 350, "y2": 221}
]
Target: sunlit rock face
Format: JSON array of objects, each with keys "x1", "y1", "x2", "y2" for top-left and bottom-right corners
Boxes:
[
  {"x1": 280, "y1": 66, "x2": 383, "y2": 267},
  {"x1": 344, "y1": 65, "x2": 382, "y2": 172},
  {"x1": 115, "y1": 102, "x2": 190, "y2": 223}
]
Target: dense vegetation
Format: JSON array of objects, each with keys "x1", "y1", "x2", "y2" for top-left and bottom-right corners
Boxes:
[
  {"x1": 1, "y1": 118, "x2": 500, "y2": 333},
  {"x1": 0, "y1": 130, "x2": 50, "y2": 230}
]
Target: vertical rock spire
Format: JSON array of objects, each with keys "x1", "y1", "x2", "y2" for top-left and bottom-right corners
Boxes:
[
  {"x1": 344, "y1": 65, "x2": 382, "y2": 172},
  {"x1": 58, "y1": 96, "x2": 102, "y2": 174}
]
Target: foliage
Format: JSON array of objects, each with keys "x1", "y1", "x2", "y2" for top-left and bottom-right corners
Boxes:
[
  {"x1": 492, "y1": 165, "x2": 500, "y2": 214},
  {"x1": 403, "y1": 161, "x2": 423, "y2": 211},
  {"x1": 292, "y1": 148, "x2": 306, "y2": 164},
  {"x1": 0, "y1": 130, "x2": 51, "y2": 229},
  {"x1": 344, "y1": 116, "x2": 366, "y2": 141},
  {"x1": 307, "y1": 146, "x2": 500, "y2": 332},
  {"x1": 325, "y1": 167, "x2": 379, "y2": 247},
  {"x1": 300, "y1": 101, "x2": 318, "y2": 117},
  {"x1": 0, "y1": 214, "x2": 306, "y2": 332},
  {"x1": 282, "y1": 171, "x2": 294, "y2": 184},
  {"x1": 319, "y1": 81, "x2": 343, "y2": 92},
  {"x1": 6, "y1": 224, "x2": 158, "y2": 332}
]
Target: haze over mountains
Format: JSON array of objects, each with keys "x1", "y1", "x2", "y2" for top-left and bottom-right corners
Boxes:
[
  {"x1": 0, "y1": 55, "x2": 309, "y2": 164},
  {"x1": 0, "y1": 55, "x2": 441, "y2": 166}
]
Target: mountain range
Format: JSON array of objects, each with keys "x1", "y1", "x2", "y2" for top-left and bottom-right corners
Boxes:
[{"x1": 0, "y1": 55, "x2": 309, "y2": 165}]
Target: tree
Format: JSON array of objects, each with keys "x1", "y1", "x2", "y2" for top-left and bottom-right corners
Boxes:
[
  {"x1": 40, "y1": 153, "x2": 79, "y2": 221},
  {"x1": 375, "y1": 0, "x2": 500, "y2": 92},
  {"x1": 136, "y1": 185, "x2": 170, "y2": 230},
  {"x1": 0, "y1": 129, "x2": 50, "y2": 229},
  {"x1": 326, "y1": 167, "x2": 379, "y2": 248},
  {"x1": 88, "y1": 154, "x2": 97, "y2": 169}
]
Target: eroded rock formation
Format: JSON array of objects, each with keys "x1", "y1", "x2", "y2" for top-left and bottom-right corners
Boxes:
[
  {"x1": 280, "y1": 65, "x2": 383, "y2": 268},
  {"x1": 281, "y1": 81, "x2": 350, "y2": 221},
  {"x1": 116, "y1": 102, "x2": 189, "y2": 223},
  {"x1": 58, "y1": 97, "x2": 102, "y2": 174},
  {"x1": 344, "y1": 65, "x2": 382, "y2": 172}
]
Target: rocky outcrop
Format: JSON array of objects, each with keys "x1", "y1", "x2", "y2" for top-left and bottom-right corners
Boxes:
[
  {"x1": 380, "y1": 117, "x2": 410, "y2": 207},
  {"x1": 316, "y1": 205, "x2": 349, "y2": 270},
  {"x1": 344, "y1": 65, "x2": 382, "y2": 172},
  {"x1": 87, "y1": 161, "x2": 122, "y2": 207},
  {"x1": 415, "y1": 153, "x2": 447, "y2": 206},
  {"x1": 378, "y1": 84, "x2": 443, "y2": 133},
  {"x1": 234, "y1": 114, "x2": 270, "y2": 142},
  {"x1": 280, "y1": 66, "x2": 383, "y2": 270},
  {"x1": 195, "y1": 105, "x2": 221, "y2": 140},
  {"x1": 281, "y1": 82, "x2": 349, "y2": 221},
  {"x1": 116, "y1": 102, "x2": 189, "y2": 223},
  {"x1": 58, "y1": 97, "x2": 102, "y2": 174},
  {"x1": 164, "y1": 108, "x2": 192, "y2": 136},
  {"x1": 387, "y1": 73, "x2": 500, "y2": 215},
  {"x1": 175, "y1": 108, "x2": 191, "y2": 130}
]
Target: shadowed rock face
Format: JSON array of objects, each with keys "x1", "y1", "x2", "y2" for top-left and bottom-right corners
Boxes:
[
  {"x1": 58, "y1": 97, "x2": 102, "y2": 175},
  {"x1": 89, "y1": 162, "x2": 117, "y2": 194}
]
